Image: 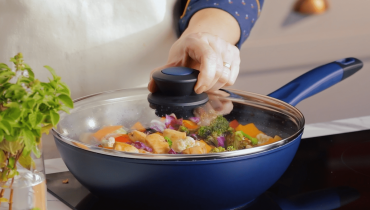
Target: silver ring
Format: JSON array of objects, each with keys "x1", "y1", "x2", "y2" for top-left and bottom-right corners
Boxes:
[{"x1": 223, "y1": 62, "x2": 231, "y2": 69}]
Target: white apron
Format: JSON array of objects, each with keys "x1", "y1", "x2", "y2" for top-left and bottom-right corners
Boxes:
[{"x1": 0, "y1": 0, "x2": 179, "y2": 99}]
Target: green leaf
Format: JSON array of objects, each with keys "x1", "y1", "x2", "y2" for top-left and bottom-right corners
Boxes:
[
  {"x1": 2, "y1": 102, "x2": 19, "y2": 108},
  {"x1": 22, "y1": 129, "x2": 35, "y2": 151},
  {"x1": 0, "y1": 150, "x2": 6, "y2": 167},
  {"x1": 22, "y1": 148, "x2": 31, "y2": 157},
  {"x1": 41, "y1": 124, "x2": 53, "y2": 135},
  {"x1": 8, "y1": 169, "x2": 16, "y2": 178},
  {"x1": 0, "y1": 70, "x2": 15, "y2": 77},
  {"x1": 0, "y1": 130, "x2": 3, "y2": 143},
  {"x1": 0, "y1": 120, "x2": 12, "y2": 135},
  {"x1": 0, "y1": 63, "x2": 11, "y2": 70},
  {"x1": 4, "y1": 107, "x2": 21, "y2": 121},
  {"x1": 32, "y1": 145, "x2": 41, "y2": 158},
  {"x1": 58, "y1": 82, "x2": 71, "y2": 95},
  {"x1": 57, "y1": 87, "x2": 70, "y2": 95},
  {"x1": 33, "y1": 93, "x2": 42, "y2": 102},
  {"x1": 44, "y1": 65, "x2": 60, "y2": 80},
  {"x1": 17, "y1": 76, "x2": 32, "y2": 84},
  {"x1": 26, "y1": 99, "x2": 36, "y2": 109},
  {"x1": 0, "y1": 76, "x2": 12, "y2": 84},
  {"x1": 32, "y1": 128, "x2": 41, "y2": 138},
  {"x1": 6, "y1": 84, "x2": 24, "y2": 91},
  {"x1": 29, "y1": 112, "x2": 37, "y2": 128},
  {"x1": 58, "y1": 94, "x2": 74, "y2": 108},
  {"x1": 60, "y1": 105, "x2": 70, "y2": 114},
  {"x1": 49, "y1": 79, "x2": 57, "y2": 89},
  {"x1": 49, "y1": 110, "x2": 60, "y2": 126},
  {"x1": 0, "y1": 140, "x2": 23, "y2": 155},
  {"x1": 1, "y1": 169, "x2": 8, "y2": 182},
  {"x1": 24, "y1": 64, "x2": 35, "y2": 80},
  {"x1": 4, "y1": 129, "x2": 20, "y2": 142},
  {"x1": 38, "y1": 103, "x2": 49, "y2": 113},
  {"x1": 18, "y1": 154, "x2": 35, "y2": 170},
  {"x1": 28, "y1": 112, "x2": 43, "y2": 128},
  {"x1": 8, "y1": 157, "x2": 15, "y2": 169}
]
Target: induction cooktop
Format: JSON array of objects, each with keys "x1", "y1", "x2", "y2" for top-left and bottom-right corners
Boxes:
[{"x1": 47, "y1": 130, "x2": 370, "y2": 210}]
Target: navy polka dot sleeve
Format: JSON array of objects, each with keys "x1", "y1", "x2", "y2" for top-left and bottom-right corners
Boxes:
[{"x1": 179, "y1": 0, "x2": 264, "y2": 48}]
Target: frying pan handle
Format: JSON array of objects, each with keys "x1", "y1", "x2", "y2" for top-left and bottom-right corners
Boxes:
[{"x1": 268, "y1": 58, "x2": 363, "y2": 106}]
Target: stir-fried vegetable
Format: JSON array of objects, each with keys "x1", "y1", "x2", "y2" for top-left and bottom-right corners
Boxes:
[{"x1": 90, "y1": 114, "x2": 282, "y2": 155}]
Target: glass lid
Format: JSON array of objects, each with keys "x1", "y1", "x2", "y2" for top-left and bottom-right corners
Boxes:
[{"x1": 51, "y1": 87, "x2": 305, "y2": 160}]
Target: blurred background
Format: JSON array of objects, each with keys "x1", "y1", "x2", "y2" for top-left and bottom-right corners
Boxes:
[
  {"x1": 1, "y1": 0, "x2": 369, "y2": 159},
  {"x1": 233, "y1": 0, "x2": 370, "y2": 124}
]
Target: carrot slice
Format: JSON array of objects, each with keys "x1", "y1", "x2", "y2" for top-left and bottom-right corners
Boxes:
[
  {"x1": 115, "y1": 134, "x2": 131, "y2": 143},
  {"x1": 229, "y1": 120, "x2": 239, "y2": 129},
  {"x1": 235, "y1": 123, "x2": 262, "y2": 138},
  {"x1": 72, "y1": 142, "x2": 89, "y2": 150},
  {"x1": 199, "y1": 140, "x2": 213, "y2": 153},
  {"x1": 160, "y1": 117, "x2": 166, "y2": 122},
  {"x1": 183, "y1": 120, "x2": 198, "y2": 129},
  {"x1": 131, "y1": 122, "x2": 146, "y2": 132},
  {"x1": 259, "y1": 138, "x2": 277, "y2": 146},
  {"x1": 93, "y1": 125, "x2": 122, "y2": 140}
]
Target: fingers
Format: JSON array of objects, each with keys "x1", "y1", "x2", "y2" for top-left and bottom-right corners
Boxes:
[
  {"x1": 185, "y1": 37, "x2": 218, "y2": 94},
  {"x1": 199, "y1": 34, "x2": 239, "y2": 92},
  {"x1": 149, "y1": 32, "x2": 241, "y2": 94},
  {"x1": 226, "y1": 47, "x2": 240, "y2": 86}
]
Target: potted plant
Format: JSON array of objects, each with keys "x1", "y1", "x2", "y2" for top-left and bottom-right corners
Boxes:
[{"x1": 0, "y1": 53, "x2": 73, "y2": 210}]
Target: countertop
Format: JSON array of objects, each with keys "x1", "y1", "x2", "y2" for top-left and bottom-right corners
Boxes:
[{"x1": 46, "y1": 115, "x2": 370, "y2": 210}]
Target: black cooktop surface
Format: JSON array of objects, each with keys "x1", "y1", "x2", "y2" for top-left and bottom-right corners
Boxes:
[{"x1": 47, "y1": 130, "x2": 370, "y2": 210}]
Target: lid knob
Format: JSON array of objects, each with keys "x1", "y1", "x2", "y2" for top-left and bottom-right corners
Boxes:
[{"x1": 148, "y1": 67, "x2": 208, "y2": 107}]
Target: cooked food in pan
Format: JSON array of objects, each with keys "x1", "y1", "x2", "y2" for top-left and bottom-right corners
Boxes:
[{"x1": 86, "y1": 113, "x2": 282, "y2": 154}]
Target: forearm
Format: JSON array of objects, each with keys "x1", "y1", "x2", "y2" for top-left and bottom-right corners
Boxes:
[{"x1": 181, "y1": 8, "x2": 240, "y2": 45}]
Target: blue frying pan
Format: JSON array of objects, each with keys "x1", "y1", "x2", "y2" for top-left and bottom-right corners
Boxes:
[{"x1": 52, "y1": 58, "x2": 363, "y2": 210}]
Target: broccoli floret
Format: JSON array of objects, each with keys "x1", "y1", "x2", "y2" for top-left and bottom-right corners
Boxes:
[
  {"x1": 197, "y1": 116, "x2": 230, "y2": 138},
  {"x1": 178, "y1": 126, "x2": 189, "y2": 135},
  {"x1": 210, "y1": 147, "x2": 226, "y2": 153},
  {"x1": 210, "y1": 116, "x2": 230, "y2": 135},
  {"x1": 227, "y1": 146, "x2": 236, "y2": 151},
  {"x1": 197, "y1": 126, "x2": 212, "y2": 138},
  {"x1": 225, "y1": 133, "x2": 248, "y2": 150},
  {"x1": 204, "y1": 135, "x2": 219, "y2": 147}
]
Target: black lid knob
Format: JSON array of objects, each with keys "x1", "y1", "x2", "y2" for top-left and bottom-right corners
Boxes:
[{"x1": 148, "y1": 67, "x2": 208, "y2": 107}]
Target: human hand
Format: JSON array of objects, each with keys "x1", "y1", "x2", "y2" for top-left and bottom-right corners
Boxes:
[
  {"x1": 193, "y1": 90, "x2": 234, "y2": 126},
  {"x1": 148, "y1": 32, "x2": 240, "y2": 94}
]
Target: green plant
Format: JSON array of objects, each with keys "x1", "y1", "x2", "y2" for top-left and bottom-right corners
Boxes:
[{"x1": 0, "y1": 53, "x2": 73, "y2": 209}]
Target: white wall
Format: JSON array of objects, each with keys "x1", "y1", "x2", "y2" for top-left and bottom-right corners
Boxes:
[{"x1": 232, "y1": 0, "x2": 370, "y2": 124}]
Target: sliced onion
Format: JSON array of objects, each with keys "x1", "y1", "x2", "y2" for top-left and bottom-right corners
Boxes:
[
  {"x1": 131, "y1": 141, "x2": 153, "y2": 152},
  {"x1": 165, "y1": 115, "x2": 183, "y2": 129},
  {"x1": 150, "y1": 120, "x2": 166, "y2": 132},
  {"x1": 189, "y1": 117, "x2": 200, "y2": 124},
  {"x1": 217, "y1": 136, "x2": 225, "y2": 147},
  {"x1": 168, "y1": 149, "x2": 176, "y2": 154},
  {"x1": 190, "y1": 134, "x2": 199, "y2": 140}
]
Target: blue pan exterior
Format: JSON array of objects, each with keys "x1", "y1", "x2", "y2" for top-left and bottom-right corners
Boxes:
[
  {"x1": 52, "y1": 57, "x2": 362, "y2": 209},
  {"x1": 54, "y1": 133, "x2": 302, "y2": 210}
]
